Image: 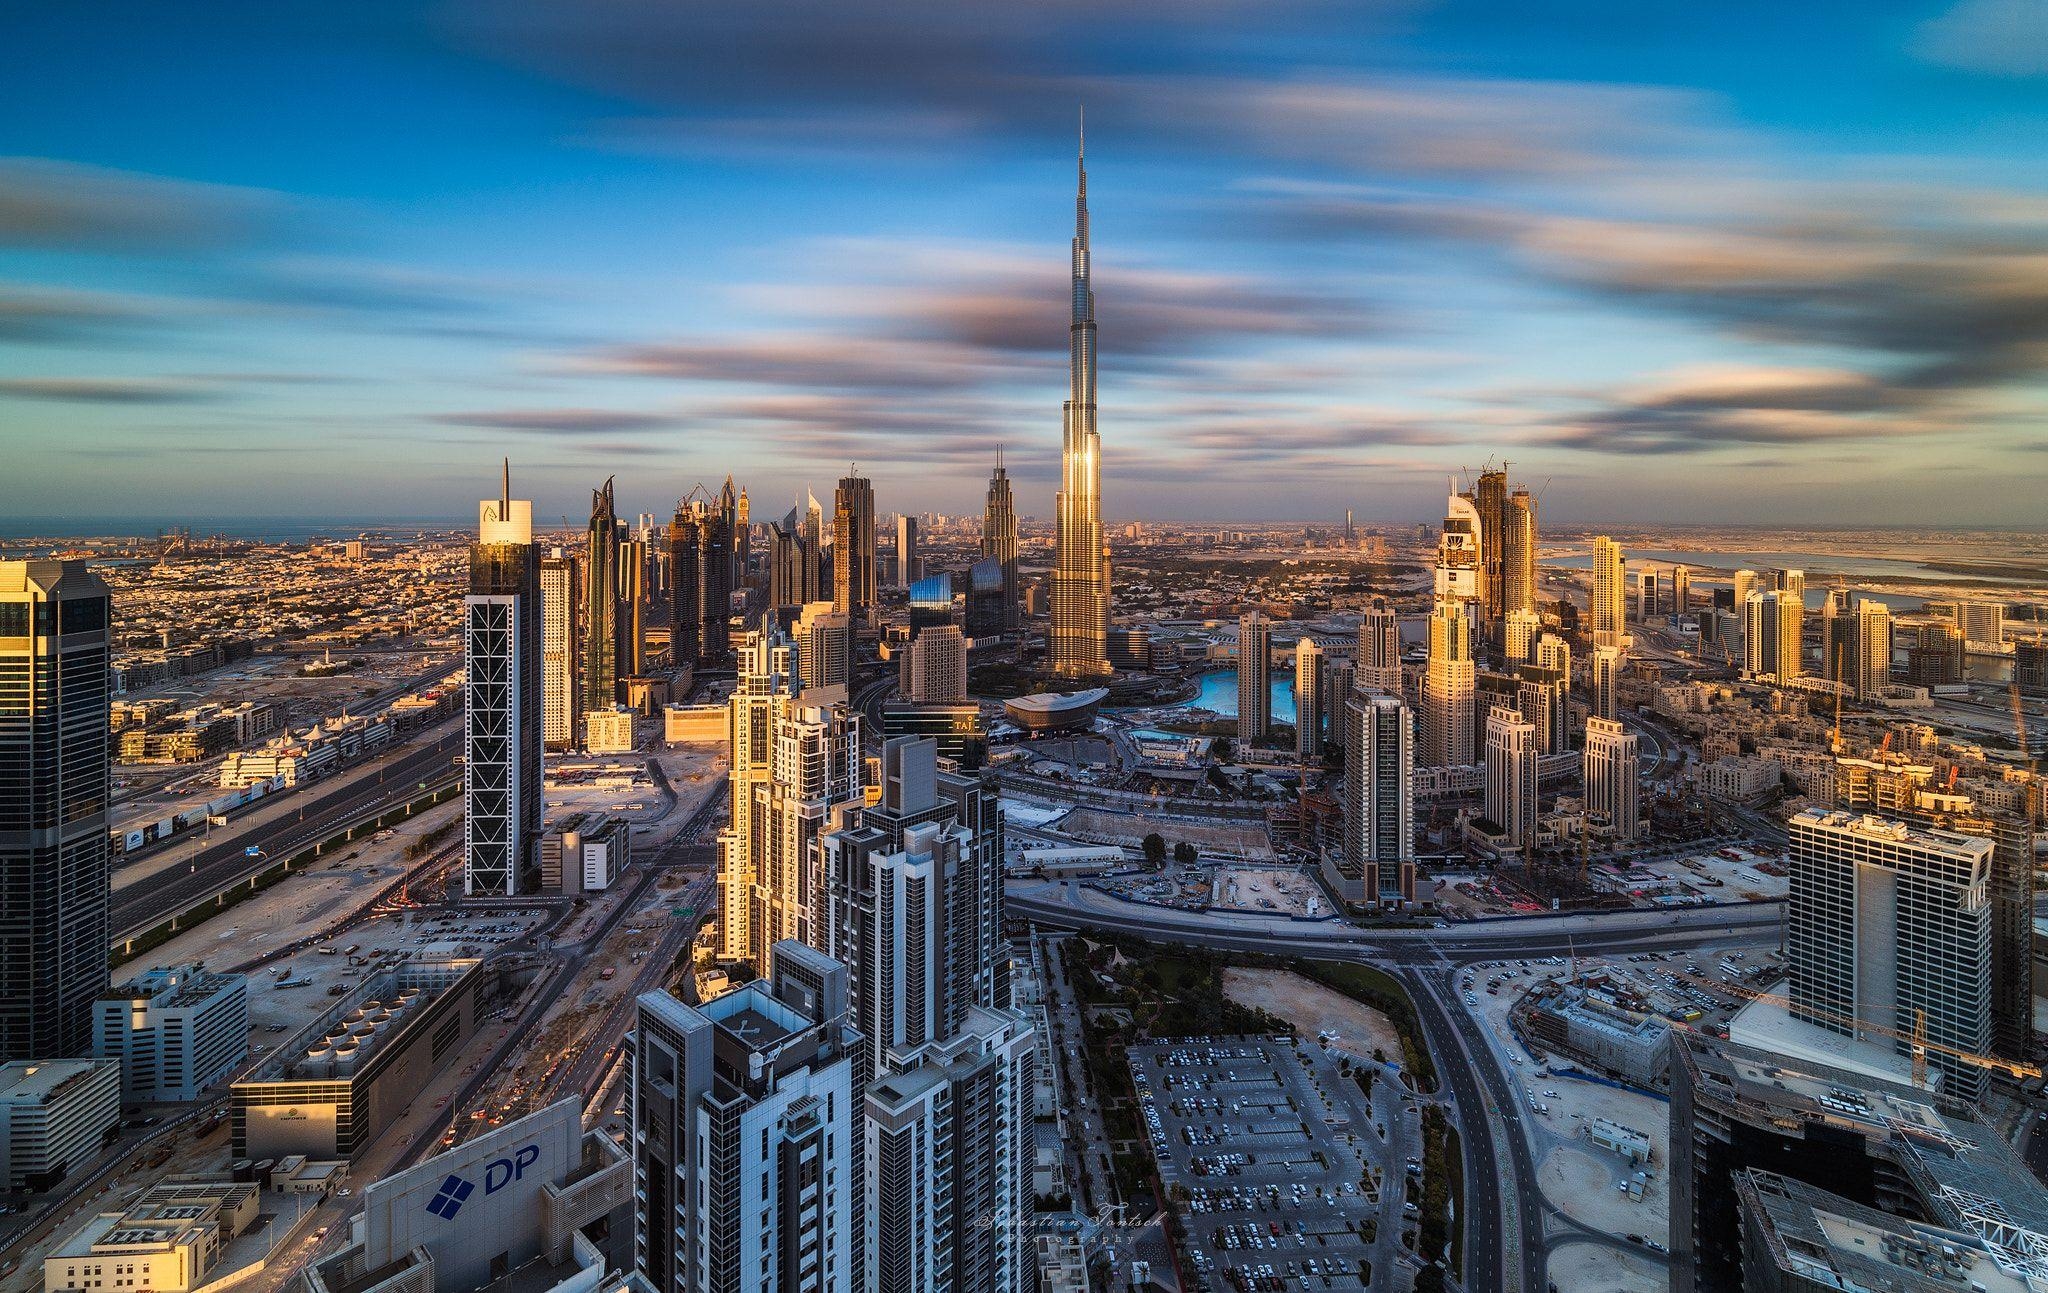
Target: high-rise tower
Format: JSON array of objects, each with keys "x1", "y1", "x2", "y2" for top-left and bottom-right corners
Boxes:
[
  {"x1": 981, "y1": 460, "x2": 1019, "y2": 629},
  {"x1": 1422, "y1": 599, "x2": 1476, "y2": 767},
  {"x1": 1050, "y1": 117, "x2": 1110, "y2": 679},
  {"x1": 1237, "y1": 611, "x2": 1271, "y2": 744},
  {"x1": 538, "y1": 547, "x2": 580, "y2": 750},
  {"x1": 1591, "y1": 535, "x2": 1626, "y2": 650},
  {"x1": 466, "y1": 464, "x2": 542, "y2": 897},
  {"x1": 0, "y1": 559, "x2": 111, "y2": 1062},
  {"x1": 582, "y1": 478, "x2": 621, "y2": 714},
  {"x1": 834, "y1": 472, "x2": 876, "y2": 625}
]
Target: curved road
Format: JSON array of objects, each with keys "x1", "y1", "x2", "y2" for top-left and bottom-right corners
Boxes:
[{"x1": 1009, "y1": 881, "x2": 1782, "y2": 1291}]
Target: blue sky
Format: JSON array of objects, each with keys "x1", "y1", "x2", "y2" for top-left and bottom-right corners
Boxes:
[{"x1": 3, "y1": 1, "x2": 2046, "y2": 528}]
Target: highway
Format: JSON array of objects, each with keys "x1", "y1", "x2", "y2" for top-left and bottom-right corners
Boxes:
[
  {"x1": 109, "y1": 725, "x2": 462, "y2": 938},
  {"x1": 1009, "y1": 880, "x2": 1784, "y2": 1291}
]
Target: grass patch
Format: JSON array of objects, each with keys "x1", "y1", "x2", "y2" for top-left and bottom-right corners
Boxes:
[{"x1": 1414, "y1": 1106, "x2": 1464, "y2": 1290}]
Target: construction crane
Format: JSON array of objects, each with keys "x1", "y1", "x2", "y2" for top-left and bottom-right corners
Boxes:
[{"x1": 1719, "y1": 984, "x2": 2042, "y2": 1086}]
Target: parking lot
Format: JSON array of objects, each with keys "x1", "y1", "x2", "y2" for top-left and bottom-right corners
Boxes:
[{"x1": 1131, "y1": 1037, "x2": 1408, "y2": 1291}]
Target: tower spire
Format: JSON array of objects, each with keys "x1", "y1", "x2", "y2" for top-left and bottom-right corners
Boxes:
[{"x1": 501, "y1": 457, "x2": 510, "y2": 517}]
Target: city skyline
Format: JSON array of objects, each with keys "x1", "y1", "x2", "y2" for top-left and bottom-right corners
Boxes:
[{"x1": 6, "y1": 5, "x2": 2048, "y2": 526}]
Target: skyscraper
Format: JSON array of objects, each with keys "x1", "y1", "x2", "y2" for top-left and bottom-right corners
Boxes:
[
  {"x1": 1435, "y1": 487, "x2": 1482, "y2": 609},
  {"x1": 582, "y1": 477, "x2": 621, "y2": 714},
  {"x1": 865, "y1": 1006, "x2": 1034, "y2": 1293},
  {"x1": 1471, "y1": 466, "x2": 1508, "y2": 622},
  {"x1": 1786, "y1": 809, "x2": 1994, "y2": 1099},
  {"x1": 632, "y1": 943, "x2": 857, "y2": 1293},
  {"x1": 1421, "y1": 599, "x2": 1475, "y2": 767},
  {"x1": 834, "y1": 472, "x2": 876, "y2": 625},
  {"x1": 538, "y1": 547, "x2": 580, "y2": 750},
  {"x1": 1590, "y1": 536, "x2": 1626, "y2": 649},
  {"x1": 1744, "y1": 591, "x2": 1786, "y2": 678},
  {"x1": 465, "y1": 465, "x2": 541, "y2": 898},
  {"x1": 1294, "y1": 636, "x2": 1325, "y2": 759},
  {"x1": 821, "y1": 738, "x2": 1012, "y2": 1081},
  {"x1": 895, "y1": 514, "x2": 919, "y2": 590},
  {"x1": 1776, "y1": 568, "x2": 1806, "y2": 678},
  {"x1": 812, "y1": 737, "x2": 1031, "y2": 1293},
  {"x1": 1483, "y1": 705, "x2": 1539, "y2": 852},
  {"x1": 1504, "y1": 486, "x2": 1538, "y2": 618},
  {"x1": 1516, "y1": 667, "x2": 1568, "y2": 755},
  {"x1": 0, "y1": 559, "x2": 111, "y2": 1062},
  {"x1": 619, "y1": 533, "x2": 649, "y2": 678},
  {"x1": 1356, "y1": 596, "x2": 1402, "y2": 694},
  {"x1": 1590, "y1": 643, "x2": 1622, "y2": 722},
  {"x1": 768, "y1": 502, "x2": 821, "y2": 611},
  {"x1": 1670, "y1": 564, "x2": 1690, "y2": 615},
  {"x1": 980, "y1": 461, "x2": 1019, "y2": 629},
  {"x1": 717, "y1": 620, "x2": 863, "y2": 969},
  {"x1": 794, "y1": 601, "x2": 852, "y2": 699},
  {"x1": 1583, "y1": 716, "x2": 1640, "y2": 842},
  {"x1": 1732, "y1": 568, "x2": 1759, "y2": 613},
  {"x1": 1854, "y1": 599, "x2": 1893, "y2": 700},
  {"x1": 1050, "y1": 121, "x2": 1110, "y2": 680},
  {"x1": 1821, "y1": 586, "x2": 1854, "y2": 686},
  {"x1": 667, "y1": 503, "x2": 705, "y2": 665},
  {"x1": 904, "y1": 625, "x2": 969, "y2": 705},
  {"x1": 1503, "y1": 608, "x2": 1540, "y2": 665},
  {"x1": 1637, "y1": 568, "x2": 1657, "y2": 622},
  {"x1": 1236, "y1": 611, "x2": 1271, "y2": 745},
  {"x1": 1338, "y1": 691, "x2": 1414, "y2": 907}
]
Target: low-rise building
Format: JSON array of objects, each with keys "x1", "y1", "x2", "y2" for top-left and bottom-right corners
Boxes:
[
  {"x1": 94, "y1": 964, "x2": 249, "y2": 1103},
  {"x1": 42, "y1": 1177, "x2": 267, "y2": 1293},
  {"x1": 538, "y1": 814, "x2": 629, "y2": 894},
  {"x1": 584, "y1": 706, "x2": 636, "y2": 754},
  {"x1": 231, "y1": 959, "x2": 483, "y2": 1163},
  {"x1": 0, "y1": 1059, "x2": 120, "y2": 1190}
]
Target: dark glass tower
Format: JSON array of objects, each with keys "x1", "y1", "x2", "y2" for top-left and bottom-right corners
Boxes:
[
  {"x1": 980, "y1": 459, "x2": 1019, "y2": 629},
  {"x1": 0, "y1": 560, "x2": 111, "y2": 1061},
  {"x1": 833, "y1": 472, "x2": 876, "y2": 625},
  {"x1": 583, "y1": 477, "x2": 620, "y2": 712}
]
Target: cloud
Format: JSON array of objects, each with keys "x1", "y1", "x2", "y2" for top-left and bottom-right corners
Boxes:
[
  {"x1": 0, "y1": 376, "x2": 222, "y2": 404},
  {"x1": 1915, "y1": 0, "x2": 2048, "y2": 76},
  {"x1": 0, "y1": 158, "x2": 290, "y2": 252},
  {"x1": 432, "y1": 407, "x2": 676, "y2": 434},
  {"x1": 0, "y1": 283, "x2": 161, "y2": 341},
  {"x1": 1533, "y1": 365, "x2": 1980, "y2": 456},
  {"x1": 1267, "y1": 179, "x2": 2048, "y2": 397}
]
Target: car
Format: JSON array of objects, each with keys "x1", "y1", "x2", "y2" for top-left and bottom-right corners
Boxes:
[{"x1": 336, "y1": 1188, "x2": 353, "y2": 1198}]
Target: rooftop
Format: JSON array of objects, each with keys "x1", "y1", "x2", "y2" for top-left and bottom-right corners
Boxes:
[{"x1": 0, "y1": 1058, "x2": 114, "y2": 1104}]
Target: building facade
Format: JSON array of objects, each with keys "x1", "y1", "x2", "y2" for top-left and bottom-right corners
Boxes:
[
  {"x1": 93, "y1": 964, "x2": 247, "y2": 1103},
  {"x1": 1236, "y1": 612, "x2": 1271, "y2": 745},
  {"x1": 632, "y1": 946, "x2": 857, "y2": 1293},
  {"x1": 1582, "y1": 717, "x2": 1640, "y2": 842},
  {"x1": 0, "y1": 560, "x2": 112, "y2": 1064},
  {"x1": 1786, "y1": 809, "x2": 1994, "y2": 1098},
  {"x1": 465, "y1": 474, "x2": 542, "y2": 898},
  {"x1": 1049, "y1": 127, "x2": 1110, "y2": 681}
]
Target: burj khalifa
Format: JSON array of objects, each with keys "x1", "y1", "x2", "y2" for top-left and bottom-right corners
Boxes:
[{"x1": 1050, "y1": 116, "x2": 1112, "y2": 679}]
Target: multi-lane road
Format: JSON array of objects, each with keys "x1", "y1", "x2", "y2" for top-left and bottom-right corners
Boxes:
[
  {"x1": 1009, "y1": 879, "x2": 1783, "y2": 1292},
  {"x1": 109, "y1": 725, "x2": 463, "y2": 939}
]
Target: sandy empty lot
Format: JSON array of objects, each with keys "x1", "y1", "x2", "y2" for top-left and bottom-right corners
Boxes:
[
  {"x1": 1545, "y1": 1241, "x2": 1667, "y2": 1293},
  {"x1": 1221, "y1": 967, "x2": 1402, "y2": 1060}
]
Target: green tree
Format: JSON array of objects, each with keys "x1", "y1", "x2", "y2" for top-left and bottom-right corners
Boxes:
[
  {"x1": 1141, "y1": 832, "x2": 1167, "y2": 869},
  {"x1": 1173, "y1": 841, "x2": 1198, "y2": 865}
]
